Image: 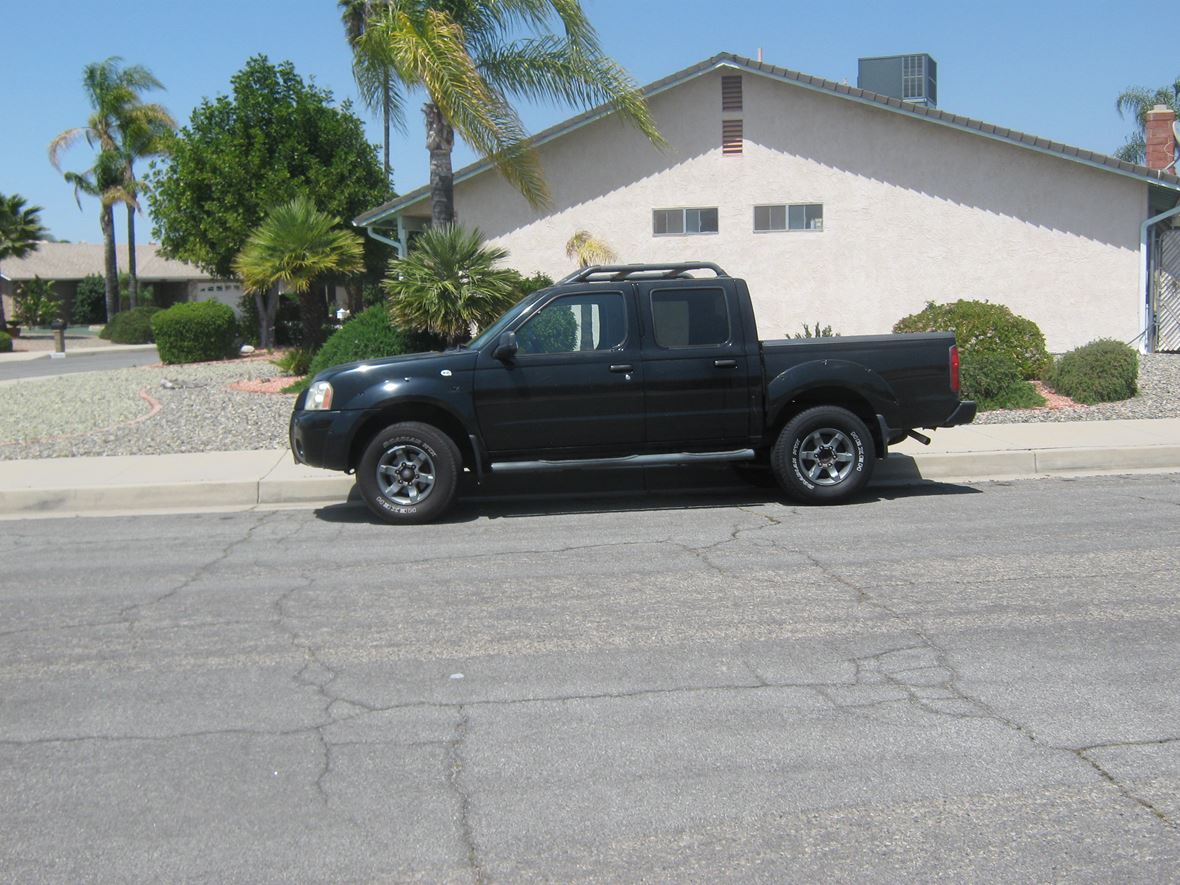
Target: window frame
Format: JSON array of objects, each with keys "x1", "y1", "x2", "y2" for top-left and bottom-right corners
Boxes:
[
  {"x1": 652, "y1": 207, "x2": 719, "y2": 237},
  {"x1": 752, "y1": 202, "x2": 824, "y2": 233},
  {"x1": 647, "y1": 286, "x2": 733, "y2": 350}
]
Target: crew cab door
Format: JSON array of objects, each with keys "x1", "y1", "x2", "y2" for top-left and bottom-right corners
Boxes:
[
  {"x1": 473, "y1": 286, "x2": 644, "y2": 456},
  {"x1": 637, "y1": 280, "x2": 751, "y2": 445}
]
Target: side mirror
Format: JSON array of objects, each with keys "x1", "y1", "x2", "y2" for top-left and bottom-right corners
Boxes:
[{"x1": 493, "y1": 331, "x2": 518, "y2": 363}]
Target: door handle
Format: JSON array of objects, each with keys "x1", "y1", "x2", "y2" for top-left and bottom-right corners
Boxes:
[
  {"x1": 713, "y1": 359, "x2": 737, "y2": 368},
  {"x1": 609, "y1": 364, "x2": 634, "y2": 373}
]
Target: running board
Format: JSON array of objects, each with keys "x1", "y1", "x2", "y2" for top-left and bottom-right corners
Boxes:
[{"x1": 489, "y1": 449, "x2": 757, "y2": 474}]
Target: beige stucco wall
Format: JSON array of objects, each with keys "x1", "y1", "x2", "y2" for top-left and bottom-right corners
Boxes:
[{"x1": 403, "y1": 67, "x2": 1148, "y2": 352}]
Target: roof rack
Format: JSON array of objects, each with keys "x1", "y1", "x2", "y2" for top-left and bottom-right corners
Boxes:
[{"x1": 557, "y1": 261, "x2": 730, "y2": 284}]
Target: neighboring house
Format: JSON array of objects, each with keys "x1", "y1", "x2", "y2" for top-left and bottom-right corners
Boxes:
[
  {"x1": 0, "y1": 242, "x2": 243, "y2": 323},
  {"x1": 356, "y1": 52, "x2": 1180, "y2": 353}
]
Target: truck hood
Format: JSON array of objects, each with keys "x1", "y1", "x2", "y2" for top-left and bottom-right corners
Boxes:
[{"x1": 311, "y1": 349, "x2": 479, "y2": 407}]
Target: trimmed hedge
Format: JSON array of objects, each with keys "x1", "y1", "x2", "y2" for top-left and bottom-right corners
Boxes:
[
  {"x1": 306, "y1": 306, "x2": 441, "y2": 381},
  {"x1": 960, "y1": 351, "x2": 1045, "y2": 411},
  {"x1": 893, "y1": 300, "x2": 1050, "y2": 379},
  {"x1": 0, "y1": 331, "x2": 11, "y2": 353},
  {"x1": 100, "y1": 306, "x2": 161, "y2": 344},
  {"x1": 1046, "y1": 339, "x2": 1138, "y2": 404},
  {"x1": 151, "y1": 301, "x2": 237, "y2": 364}
]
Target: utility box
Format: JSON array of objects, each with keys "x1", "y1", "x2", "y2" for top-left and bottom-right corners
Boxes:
[{"x1": 857, "y1": 54, "x2": 937, "y2": 108}]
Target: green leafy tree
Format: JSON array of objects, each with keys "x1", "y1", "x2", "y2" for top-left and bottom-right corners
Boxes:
[
  {"x1": 49, "y1": 58, "x2": 173, "y2": 316},
  {"x1": 355, "y1": 0, "x2": 664, "y2": 225},
  {"x1": 234, "y1": 195, "x2": 366, "y2": 350},
  {"x1": 339, "y1": 0, "x2": 404, "y2": 183},
  {"x1": 1115, "y1": 78, "x2": 1180, "y2": 163},
  {"x1": 147, "y1": 56, "x2": 389, "y2": 286},
  {"x1": 384, "y1": 225, "x2": 519, "y2": 345},
  {"x1": 0, "y1": 193, "x2": 48, "y2": 330}
]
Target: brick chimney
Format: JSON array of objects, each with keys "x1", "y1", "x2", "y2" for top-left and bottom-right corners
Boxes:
[{"x1": 1145, "y1": 104, "x2": 1176, "y2": 170}]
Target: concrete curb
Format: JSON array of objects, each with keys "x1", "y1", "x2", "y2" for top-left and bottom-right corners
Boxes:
[{"x1": 2, "y1": 443, "x2": 1179, "y2": 519}]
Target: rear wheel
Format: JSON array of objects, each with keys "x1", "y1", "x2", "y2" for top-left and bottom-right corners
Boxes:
[
  {"x1": 356, "y1": 422, "x2": 461, "y2": 524},
  {"x1": 771, "y1": 406, "x2": 875, "y2": 504}
]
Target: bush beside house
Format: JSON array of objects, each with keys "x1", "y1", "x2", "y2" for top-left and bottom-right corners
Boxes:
[
  {"x1": 893, "y1": 300, "x2": 1051, "y2": 380},
  {"x1": 100, "y1": 306, "x2": 161, "y2": 344},
  {"x1": 152, "y1": 301, "x2": 237, "y2": 364},
  {"x1": 1046, "y1": 339, "x2": 1139, "y2": 403}
]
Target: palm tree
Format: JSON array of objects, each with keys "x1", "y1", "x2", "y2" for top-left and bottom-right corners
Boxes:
[
  {"x1": 48, "y1": 57, "x2": 173, "y2": 313},
  {"x1": 60, "y1": 151, "x2": 133, "y2": 322},
  {"x1": 234, "y1": 195, "x2": 366, "y2": 351},
  {"x1": 356, "y1": 0, "x2": 664, "y2": 226},
  {"x1": 384, "y1": 225, "x2": 519, "y2": 345},
  {"x1": 1115, "y1": 78, "x2": 1180, "y2": 163},
  {"x1": 340, "y1": 0, "x2": 404, "y2": 183},
  {"x1": 564, "y1": 229, "x2": 616, "y2": 268},
  {"x1": 0, "y1": 194, "x2": 49, "y2": 331}
]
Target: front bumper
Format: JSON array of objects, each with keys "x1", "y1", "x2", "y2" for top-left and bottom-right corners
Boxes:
[{"x1": 290, "y1": 408, "x2": 369, "y2": 472}]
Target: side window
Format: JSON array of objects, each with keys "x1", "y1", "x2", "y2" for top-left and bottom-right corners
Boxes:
[
  {"x1": 650, "y1": 288, "x2": 731, "y2": 348},
  {"x1": 517, "y1": 292, "x2": 627, "y2": 355}
]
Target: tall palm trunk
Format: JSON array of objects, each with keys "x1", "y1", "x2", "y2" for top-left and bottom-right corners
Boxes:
[
  {"x1": 126, "y1": 207, "x2": 139, "y2": 309},
  {"x1": 425, "y1": 103, "x2": 455, "y2": 226},
  {"x1": 382, "y1": 81, "x2": 392, "y2": 181},
  {"x1": 100, "y1": 204, "x2": 118, "y2": 321}
]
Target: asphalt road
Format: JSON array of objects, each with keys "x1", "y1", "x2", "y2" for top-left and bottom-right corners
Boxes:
[
  {"x1": 0, "y1": 346, "x2": 159, "y2": 381},
  {"x1": 2, "y1": 474, "x2": 1179, "y2": 881}
]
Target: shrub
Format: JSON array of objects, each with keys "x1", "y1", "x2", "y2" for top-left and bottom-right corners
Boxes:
[
  {"x1": 791, "y1": 322, "x2": 838, "y2": 339},
  {"x1": 14, "y1": 276, "x2": 61, "y2": 327},
  {"x1": 73, "y1": 274, "x2": 107, "y2": 324},
  {"x1": 306, "y1": 306, "x2": 442, "y2": 380},
  {"x1": 1046, "y1": 339, "x2": 1138, "y2": 404},
  {"x1": 100, "y1": 306, "x2": 161, "y2": 344},
  {"x1": 893, "y1": 299, "x2": 1050, "y2": 379},
  {"x1": 960, "y1": 351, "x2": 1045, "y2": 411},
  {"x1": 273, "y1": 348, "x2": 313, "y2": 376},
  {"x1": 152, "y1": 301, "x2": 238, "y2": 364},
  {"x1": 0, "y1": 331, "x2": 11, "y2": 353}
]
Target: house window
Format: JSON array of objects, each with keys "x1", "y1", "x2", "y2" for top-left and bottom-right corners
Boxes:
[
  {"x1": 722, "y1": 119, "x2": 743, "y2": 155},
  {"x1": 754, "y1": 203, "x2": 824, "y2": 232},
  {"x1": 721, "y1": 75, "x2": 742, "y2": 112},
  {"x1": 653, "y1": 207, "x2": 719, "y2": 236}
]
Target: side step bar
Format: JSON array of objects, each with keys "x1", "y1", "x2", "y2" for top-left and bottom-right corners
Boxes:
[{"x1": 489, "y1": 449, "x2": 757, "y2": 474}]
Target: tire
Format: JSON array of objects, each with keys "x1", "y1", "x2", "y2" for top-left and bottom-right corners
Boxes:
[
  {"x1": 771, "y1": 406, "x2": 875, "y2": 504},
  {"x1": 356, "y1": 422, "x2": 462, "y2": 524}
]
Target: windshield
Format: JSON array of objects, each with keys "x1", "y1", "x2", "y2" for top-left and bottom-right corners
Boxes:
[{"x1": 467, "y1": 291, "x2": 545, "y2": 351}]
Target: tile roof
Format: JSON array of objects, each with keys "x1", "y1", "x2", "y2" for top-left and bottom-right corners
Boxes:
[
  {"x1": 0, "y1": 242, "x2": 216, "y2": 282},
  {"x1": 355, "y1": 52, "x2": 1180, "y2": 227}
]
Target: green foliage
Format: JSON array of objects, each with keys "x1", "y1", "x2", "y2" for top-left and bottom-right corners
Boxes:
[
  {"x1": 507, "y1": 271, "x2": 554, "y2": 297},
  {"x1": 273, "y1": 348, "x2": 314, "y2": 376},
  {"x1": 237, "y1": 292, "x2": 301, "y2": 347},
  {"x1": 791, "y1": 322, "x2": 838, "y2": 339},
  {"x1": 304, "y1": 306, "x2": 441, "y2": 382},
  {"x1": 384, "y1": 225, "x2": 521, "y2": 345},
  {"x1": 100, "y1": 305, "x2": 160, "y2": 343},
  {"x1": 960, "y1": 351, "x2": 1046, "y2": 412},
  {"x1": 116, "y1": 272, "x2": 154, "y2": 311},
  {"x1": 519, "y1": 304, "x2": 578, "y2": 353},
  {"x1": 151, "y1": 301, "x2": 237, "y2": 364},
  {"x1": 0, "y1": 193, "x2": 48, "y2": 261},
  {"x1": 146, "y1": 56, "x2": 388, "y2": 279},
  {"x1": 0, "y1": 331, "x2": 11, "y2": 353},
  {"x1": 893, "y1": 299, "x2": 1050, "y2": 379},
  {"x1": 14, "y1": 277, "x2": 61, "y2": 327},
  {"x1": 1046, "y1": 339, "x2": 1139, "y2": 404},
  {"x1": 73, "y1": 274, "x2": 108, "y2": 324}
]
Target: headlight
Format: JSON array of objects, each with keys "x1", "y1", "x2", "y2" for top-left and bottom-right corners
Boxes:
[{"x1": 304, "y1": 380, "x2": 334, "y2": 410}]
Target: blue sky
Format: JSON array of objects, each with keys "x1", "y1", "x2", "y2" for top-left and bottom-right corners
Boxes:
[{"x1": 2, "y1": 0, "x2": 1175, "y2": 244}]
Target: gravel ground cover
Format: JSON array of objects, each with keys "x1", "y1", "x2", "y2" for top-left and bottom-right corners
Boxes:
[{"x1": 0, "y1": 352, "x2": 1176, "y2": 460}]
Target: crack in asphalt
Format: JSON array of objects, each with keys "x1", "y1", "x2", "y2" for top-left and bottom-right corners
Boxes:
[{"x1": 445, "y1": 706, "x2": 485, "y2": 884}]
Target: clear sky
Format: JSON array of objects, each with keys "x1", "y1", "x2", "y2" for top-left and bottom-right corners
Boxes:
[{"x1": 2, "y1": 0, "x2": 1175, "y2": 245}]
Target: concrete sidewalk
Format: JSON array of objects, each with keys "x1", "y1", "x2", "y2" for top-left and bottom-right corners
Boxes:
[{"x1": 1, "y1": 417, "x2": 1178, "y2": 518}]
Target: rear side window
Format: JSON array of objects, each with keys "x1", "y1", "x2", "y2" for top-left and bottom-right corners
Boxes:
[
  {"x1": 650, "y1": 288, "x2": 731, "y2": 348},
  {"x1": 517, "y1": 292, "x2": 627, "y2": 354}
]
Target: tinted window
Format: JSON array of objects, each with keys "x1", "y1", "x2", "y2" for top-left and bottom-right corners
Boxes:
[
  {"x1": 517, "y1": 292, "x2": 626, "y2": 355},
  {"x1": 650, "y1": 289, "x2": 731, "y2": 348}
]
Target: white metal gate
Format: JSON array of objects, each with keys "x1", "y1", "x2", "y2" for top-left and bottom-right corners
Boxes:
[{"x1": 1150, "y1": 227, "x2": 1180, "y2": 352}]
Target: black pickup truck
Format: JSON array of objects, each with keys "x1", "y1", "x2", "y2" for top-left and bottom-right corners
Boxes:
[{"x1": 291, "y1": 262, "x2": 976, "y2": 523}]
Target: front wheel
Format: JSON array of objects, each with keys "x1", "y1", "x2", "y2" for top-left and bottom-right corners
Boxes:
[
  {"x1": 771, "y1": 406, "x2": 875, "y2": 504},
  {"x1": 356, "y1": 422, "x2": 462, "y2": 524}
]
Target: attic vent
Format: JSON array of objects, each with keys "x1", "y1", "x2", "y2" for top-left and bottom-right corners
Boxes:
[
  {"x1": 722, "y1": 119, "x2": 743, "y2": 155},
  {"x1": 721, "y1": 75, "x2": 743, "y2": 111}
]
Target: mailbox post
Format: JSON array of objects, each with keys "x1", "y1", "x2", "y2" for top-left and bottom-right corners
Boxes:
[{"x1": 50, "y1": 319, "x2": 67, "y2": 358}]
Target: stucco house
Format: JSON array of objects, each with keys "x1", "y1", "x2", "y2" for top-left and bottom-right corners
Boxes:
[
  {"x1": 0, "y1": 242, "x2": 242, "y2": 323},
  {"x1": 356, "y1": 53, "x2": 1180, "y2": 353}
]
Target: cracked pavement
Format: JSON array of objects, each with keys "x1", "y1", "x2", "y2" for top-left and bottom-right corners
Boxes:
[{"x1": 2, "y1": 473, "x2": 1179, "y2": 881}]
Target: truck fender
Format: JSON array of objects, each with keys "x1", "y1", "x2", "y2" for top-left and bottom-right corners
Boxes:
[{"x1": 765, "y1": 359, "x2": 899, "y2": 429}]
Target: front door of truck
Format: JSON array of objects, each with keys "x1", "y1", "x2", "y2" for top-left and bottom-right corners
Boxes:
[{"x1": 473, "y1": 287, "x2": 644, "y2": 456}]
